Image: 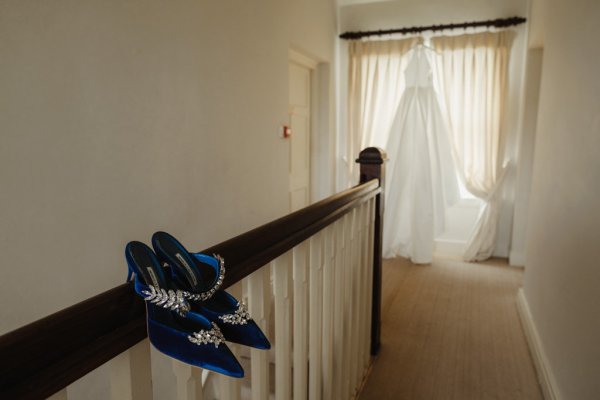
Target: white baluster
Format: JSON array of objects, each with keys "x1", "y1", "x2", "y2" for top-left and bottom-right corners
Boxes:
[
  {"x1": 172, "y1": 360, "x2": 204, "y2": 400},
  {"x1": 215, "y1": 282, "x2": 243, "y2": 400},
  {"x1": 47, "y1": 388, "x2": 68, "y2": 400},
  {"x1": 342, "y1": 212, "x2": 353, "y2": 400},
  {"x1": 321, "y1": 225, "x2": 335, "y2": 400},
  {"x1": 359, "y1": 202, "x2": 370, "y2": 376},
  {"x1": 345, "y1": 208, "x2": 358, "y2": 398},
  {"x1": 365, "y1": 198, "x2": 375, "y2": 364},
  {"x1": 332, "y1": 218, "x2": 345, "y2": 400},
  {"x1": 273, "y1": 252, "x2": 292, "y2": 400},
  {"x1": 247, "y1": 267, "x2": 271, "y2": 400},
  {"x1": 308, "y1": 232, "x2": 323, "y2": 400},
  {"x1": 109, "y1": 338, "x2": 153, "y2": 400},
  {"x1": 219, "y1": 344, "x2": 241, "y2": 400},
  {"x1": 358, "y1": 206, "x2": 365, "y2": 390},
  {"x1": 353, "y1": 204, "x2": 365, "y2": 390},
  {"x1": 293, "y1": 242, "x2": 309, "y2": 400}
]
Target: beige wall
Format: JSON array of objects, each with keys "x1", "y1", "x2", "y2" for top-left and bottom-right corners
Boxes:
[
  {"x1": 0, "y1": 0, "x2": 337, "y2": 338},
  {"x1": 523, "y1": 0, "x2": 600, "y2": 398}
]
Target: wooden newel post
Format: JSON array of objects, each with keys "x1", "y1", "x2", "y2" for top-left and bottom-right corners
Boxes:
[{"x1": 356, "y1": 147, "x2": 386, "y2": 355}]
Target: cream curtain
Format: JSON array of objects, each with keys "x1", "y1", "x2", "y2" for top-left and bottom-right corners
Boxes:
[
  {"x1": 432, "y1": 31, "x2": 514, "y2": 261},
  {"x1": 347, "y1": 38, "x2": 416, "y2": 183}
]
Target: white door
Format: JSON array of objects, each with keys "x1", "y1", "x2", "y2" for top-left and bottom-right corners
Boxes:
[{"x1": 288, "y1": 61, "x2": 311, "y2": 211}]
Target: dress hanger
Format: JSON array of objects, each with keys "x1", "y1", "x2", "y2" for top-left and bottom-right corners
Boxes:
[{"x1": 413, "y1": 36, "x2": 440, "y2": 54}]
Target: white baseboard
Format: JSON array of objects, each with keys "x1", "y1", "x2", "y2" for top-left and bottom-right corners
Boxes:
[{"x1": 516, "y1": 289, "x2": 561, "y2": 400}]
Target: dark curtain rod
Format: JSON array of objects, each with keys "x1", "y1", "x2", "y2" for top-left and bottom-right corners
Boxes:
[{"x1": 339, "y1": 16, "x2": 526, "y2": 40}]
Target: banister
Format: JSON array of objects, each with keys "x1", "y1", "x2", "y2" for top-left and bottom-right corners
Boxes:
[
  {"x1": 0, "y1": 147, "x2": 385, "y2": 400},
  {"x1": 209, "y1": 179, "x2": 380, "y2": 287},
  {"x1": 0, "y1": 283, "x2": 147, "y2": 400}
]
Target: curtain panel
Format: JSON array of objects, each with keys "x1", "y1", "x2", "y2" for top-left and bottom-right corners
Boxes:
[
  {"x1": 347, "y1": 38, "x2": 416, "y2": 182},
  {"x1": 432, "y1": 31, "x2": 514, "y2": 261}
]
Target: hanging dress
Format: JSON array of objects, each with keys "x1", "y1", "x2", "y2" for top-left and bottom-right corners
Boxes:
[{"x1": 383, "y1": 46, "x2": 459, "y2": 263}]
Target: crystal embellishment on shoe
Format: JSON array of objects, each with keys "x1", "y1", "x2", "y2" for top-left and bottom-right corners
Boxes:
[
  {"x1": 181, "y1": 254, "x2": 226, "y2": 301},
  {"x1": 142, "y1": 286, "x2": 190, "y2": 316},
  {"x1": 188, "y1": 322, "x2": 226, "y2": 348},
  {"x1": 218, "y1": 301, "x2": 251, "y2": 325}
]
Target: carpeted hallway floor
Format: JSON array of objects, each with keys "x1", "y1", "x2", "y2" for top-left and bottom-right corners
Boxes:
[{"x1": 359, "y1": 257, "x2": 543, "y2": 400}]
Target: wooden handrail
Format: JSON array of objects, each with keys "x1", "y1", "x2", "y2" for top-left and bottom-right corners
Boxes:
[
  {"x1": 0, "y1": 148, "x2": 386, "y2": 400},
  {"x1": 207, "y1": 179, "x2": 380, "y2": 286},
  {"x1": 0, "y1": 283, "x2": 147, "y2": 400}
]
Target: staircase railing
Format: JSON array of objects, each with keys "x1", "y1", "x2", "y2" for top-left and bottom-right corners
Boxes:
[{"x1": 0, "y1": 147, "x2": 386, "y2": 400}]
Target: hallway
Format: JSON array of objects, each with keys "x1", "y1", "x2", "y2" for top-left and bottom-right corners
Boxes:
[{"x1": 360, "y1": 257, "x2": 543, "y2": 399}]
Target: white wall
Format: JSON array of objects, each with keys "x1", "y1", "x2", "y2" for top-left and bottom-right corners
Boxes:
[
  {"x1": 338, "y1": 0, "x2": 529, "y2": 258},
  {"x1": 522, "y1": 0, "x2": 600, "y2": 398},
  {"x1": 0, "y1": 0, "x2": 337, "y2": 397},
  {"x1": 510, "y1": 47, "x2": 543, "y2": 266}
]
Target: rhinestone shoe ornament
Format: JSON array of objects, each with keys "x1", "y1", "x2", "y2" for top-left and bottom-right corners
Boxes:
[
  {"x1": 218, "y1": 301, "x2": 251, "y2": 325},
  {"x1": 142, "y1": 286, "x2": 190, "y2": 316},
  {"x1": 182, "y1": 254, "x2": 226, "y2": 301},
  {"x1": 188, "y1": 322, "x2": 226, "y2": 348}
]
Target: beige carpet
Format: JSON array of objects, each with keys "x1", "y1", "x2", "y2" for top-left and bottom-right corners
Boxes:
[{"x1": 359, "y1": 257, "x2": 543, "y2": 400}]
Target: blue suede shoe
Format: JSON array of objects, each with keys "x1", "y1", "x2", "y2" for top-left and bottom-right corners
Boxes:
[
  {"x1": 125, "y1": 241, "x2": 244, "y2": 377},
  {"x1": 151, "y1": 231, "x2": 271, "y2": 350}
]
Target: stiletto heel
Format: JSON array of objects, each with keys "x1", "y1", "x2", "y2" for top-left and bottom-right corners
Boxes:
[
  {"x1": 125, "y1": 241, "x2": 244, "y2": 377},
  {"x1": 151, "y1": 231, "x2": 271, "y2": 350}
]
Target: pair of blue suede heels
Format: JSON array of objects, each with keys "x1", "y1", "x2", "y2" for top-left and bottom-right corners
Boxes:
[{"x1": 125, "y1": 231, "x2": 270, "y2": 378}]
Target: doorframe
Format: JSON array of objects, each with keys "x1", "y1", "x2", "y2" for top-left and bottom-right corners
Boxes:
[
  {"x1": 289, "y1": 48, "x2": 318, "y2": 70},
  {"x1": 288, "y1": 48, "x2": 331, "y2": 204}
]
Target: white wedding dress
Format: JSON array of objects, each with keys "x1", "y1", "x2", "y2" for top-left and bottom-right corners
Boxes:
[{"x1": 383, "y1": 46, "x2": 459, "y2": 263}]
